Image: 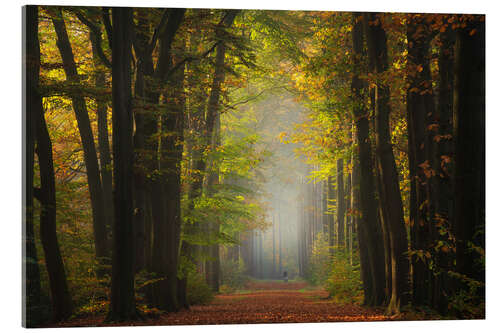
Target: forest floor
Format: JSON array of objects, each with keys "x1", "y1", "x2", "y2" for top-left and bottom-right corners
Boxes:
[{"x1": 50, "y1": 280, "x2": 395, "y2": 327}]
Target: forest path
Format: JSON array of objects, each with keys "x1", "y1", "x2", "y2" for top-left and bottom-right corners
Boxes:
[
  {"x1": 157, "y1": 280, "x2": 389, "y2": 325},
  {"x1": 52, "y1": 280, "x2": 390, "y2": 327}
]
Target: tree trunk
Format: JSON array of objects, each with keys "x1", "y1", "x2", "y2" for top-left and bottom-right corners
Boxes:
[
  {"x1": 107, "y1": 7, "x2": 138, "y2": 322},
  {"x1": 327, "y1": 175, "x2": 335, "y2": 255},
  {"x1": 432, "y1": 23, "x2": 455, "y2": 313},
  {"x1": 336, "y1": 159, "x2": 345, "y2": 248},
  {"x1": 346, "y1": 166, "x2": 352, "y2": 264},
  {"x1": 350, "y1": 125, "x2": 360, "y2": 268},
  {"x1": 23, "y1": 5, "x2": 42, "y2": 326},
  {"x1": 129, "y1": 8, "x2": 186, "y2": 311},
  {"x1": 322, "y1": 180, "x2": 329, "y2": 235},
  {"x1": 364, "y1": 12, "x2": 410, "y2": 314},
  {"x1": 89, "y1": 29, "x2": 114, "y2": 255},
  {"x1": 35, "y1": 101, "x2": 74, "y2": 322},
  {"x1": 131, "y1": 10, "x2": 155, "y2": 273},
  {"x1": 205, "y1": 111, "x2": 221, "y2": 291},
  {"x1": 351, "y1": 13, "x2": 387, "y2": 306},
  {"x1": 452, "y1": 15, "x2": 485, "y2": 293},
  {"x1": 278, "y1": 210, "x2": 283, "y2": 275},
  {"x1": 52, "y1": 9, "x2": 110, "y2": 268},
  {"x1": 406, "y1": 15, "x2": 436, "y2": 307},
  {"x1": 132, "y1": 64, "x2": 147, "y2": 273},
  {"x1": 178, "y1": 9, "x2": 239, "y2": 306},
  {"x1": 162, "y1": 54, "x2": 186, "y2": 308},
  {"x1": 35, "y1": 75, "x2": 74, "y2": 323}
]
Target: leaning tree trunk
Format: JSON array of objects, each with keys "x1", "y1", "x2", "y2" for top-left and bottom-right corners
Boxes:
[
  {"x1": 31, "y1": 6, "x2": 73, "y2": 322},
  {"x1": 35, "y1": 92, "x2": 74, "y2": 323},
  {"x1": 205, "y1": 111, "x2": 221, "y2": 292},
  {"x1": 107, "y1": 7, "x2": 138, "y2": 322},
  {"x1": 351, "y1": 13, "x2": 387, "y2": 307},
  {"x1": 452, "y1": 15, "x2": 485, "y2": 294},
  {"x1": 51, "y1": 9, "x2": 110, "y2": 268},
  {"x1": 364, "y1": 12, "x2": 410, "y2": 314},
  {"x1": 23, "y1": 5, "x2": 42, "y2": 327}
]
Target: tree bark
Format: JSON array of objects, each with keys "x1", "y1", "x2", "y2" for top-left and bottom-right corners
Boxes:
[
  {"x1": 452, "y1": 15, "x2": 485, "y2": 291},
  {"x1": 23, "y1": 5, "x2": 42, "y2": 326},
  {"x1": 364, "y1": 12, "x2": 410, "y2": 314},
  {"x1": 336, "y1": 159, "x2": 345, "y2": 248},
  {"x1": 350, "y1": 125, "x2": 360, "y2": 268},
  {"x1": 351, "y1": 13, "x2": 387, "y2": 306},
  {"x1": 205, "y1": 111, "x2": 221, "y2": 291},
  {"x1": 107, "y1": 7, "x2": 138, "y2": 322},
  {"x1": 90, "y1": 30, "x2": 114, "y2": 254},
  {"x1": 131, "y1": 9, "x2": 154, "y2": 273},
  {"x1": 432, "y1": 23, "x2": 455, "y2": 313},
  {"x1": 30, "y1": 6, "x2": 74, "y2": 322},
  {"x1": 406, "y1": 14, "x2": 435, "y2": 307},
  {"x1": 158, "y1": 49, "x2": 186, "y2": 309},
  {"x1": 327, "y1": 175, "x2": 335, "y2": 255},
  {"x1": 129, "y1": 8, "x2": 186, "y2": 311},
  {"x1": 346, "y1": 167, "x2": 352, "y2": 264},
  {"x1": 35, "y1": 92, "x2": 74, "y2": 322},
  {"x1": 51, "y1": 9, "x2": 110, "y2": 268}
]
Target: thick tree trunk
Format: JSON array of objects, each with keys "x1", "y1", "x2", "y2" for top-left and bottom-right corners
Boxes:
[
  {"x1": 130, "y1": 8, "x2": 185, "y2": 311},
  {"x1": 132, "y1": 65, "x2": 147, "y2": 272},
  {"x1": 107, "y1": 7, "x2": 138, "y2": 322},
  {"x1": 132, "y1": 11, "x2": 155, "y2": 273},
  {"x1": 23, "y1": 5, "x2": 42, "y2": 326},
  {"x1": 452, "y1": 15, "x2": 485, "y2": 293},
  {"x1": 432, "y1": 24, "x2": 455, "y2": 313},
  {"x1": 406, "y1": 15, "x2": 438, "y2": 307},
  {"x1": 351, "y1": 13, "x2": 387, "y2": 306},
  {"x1": 364, "y1": 12, "x2": 410, "y2": 314},
  {"x1": 52, "y1": 9, "x2": 109, "y2": 267},
  {"x1": 158, "y1": 51, "x2": 186, "y2": 309}
]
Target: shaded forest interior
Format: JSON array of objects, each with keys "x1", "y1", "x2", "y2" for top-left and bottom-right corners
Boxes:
[{"x1": 23, "y1": 5, "x2": 485, "y2": 327}]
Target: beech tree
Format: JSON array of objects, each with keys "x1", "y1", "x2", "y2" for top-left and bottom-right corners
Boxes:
[{"x1": 108, "y1": 6, "x2": 138, "y2": 322}]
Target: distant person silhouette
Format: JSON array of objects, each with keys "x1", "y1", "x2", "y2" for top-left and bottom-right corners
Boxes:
[{"x1": 283, "y1": 271, "x2": 288, "y2": 283}]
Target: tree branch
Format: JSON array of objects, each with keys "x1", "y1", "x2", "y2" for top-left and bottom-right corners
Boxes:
[
  {"x1": 163, "y1": 10, "x2": 239, "y2": 80},
  {"x1": 73, "y1": 9, "x2": 112, "y2": 68},
  {"x1": 148, "y1": 9, "x2": 170, "y2": 54},
  {"x1": 101, "y1": 7, "x2": 112, "y2": 50}
]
